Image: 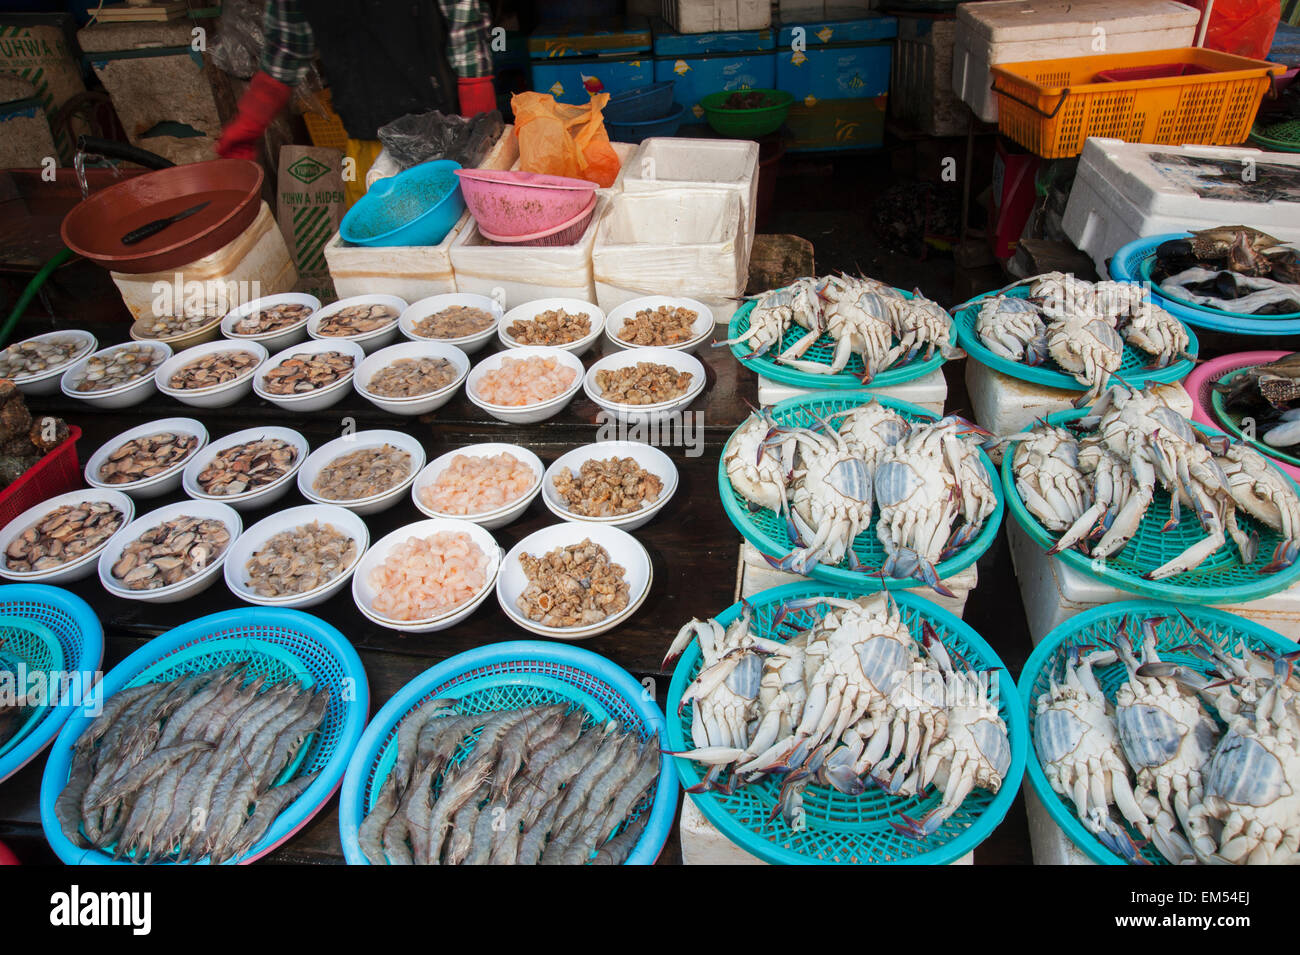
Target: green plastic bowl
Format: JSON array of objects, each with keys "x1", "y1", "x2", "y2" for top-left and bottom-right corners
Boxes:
[{"x1": 700, "y1": 89, "x2": 793, "y2": 138}]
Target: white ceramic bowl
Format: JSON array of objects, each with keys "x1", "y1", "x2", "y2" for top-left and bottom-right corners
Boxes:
[
  {"x1": 97, "y1": 499, "x2": 242, "y2": 604},
  {"x1": 582, "y1": 346, "x2": 707, "y2": 423},
  {"x1": 353, "y1": 340, "x2": 470, "y2": 416},
  {"x1": 297, "y1": 429, "x2": 425, "y2": 516},
  {"x1": 0, "y1": 489, "x2": 135, "y2": 584},
  {"x1": 464, "y1": 346, "x2": 585, "y2": 425},
  {"x1": 496, "y1": 522, "x2": 652, "y2": 640},
  {"x1": 498, "y1": 297, "x2": 606, "y2": 357},
  {"x1": 181, "y1": 425, "x2": 310, "y2": 512},
  {"x1": 59, "y1": 340, "x2": 172, "y2": 410},
  {"x1": 308, "y1": 294, "x2": 406, "y2": 354},
  {"x1": 252, "y1": 337, "x2": 365, "y2": 413},
  {"x1": 410, "y1": 443, "x2": 544, "y2": 530},
  {"x1": 351, "y1": 518, "x2": 502, "y2": 633},
  {"x1": 399, "y1": 292, "x2": 503, "y2": 355},
  {"x1": 154, "y1": 339, "x2": 269, "y2": 409},
  {"x1": 84, "y1": 417, "x2": 209, "y2": 500},
  {"x1": 221, "y1": 292, "x2": 319, "y2": 354},
  {"x1": 605, "y1": 295, "x2": 714, "y2": 354},
  {"x1": 540, "y1": 441, "x2": 678, "y2": 531},
  {"x1": 223, "y1": 503, "x2": 368, "y2": 609},
  {"x1": 2, "y1": 330, "x2": 97, "y2": 396}
]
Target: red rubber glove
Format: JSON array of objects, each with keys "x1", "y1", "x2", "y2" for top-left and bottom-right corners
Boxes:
[
  {"x1": 457, "y1": 75, "x2": 497, "y2": 117},
  {"x1": 217, "y1": 71, "x2": 292, "y2": 160}
]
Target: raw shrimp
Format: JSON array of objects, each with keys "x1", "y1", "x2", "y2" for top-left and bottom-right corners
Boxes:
[
  {"x1": 474, "y1": 356, "x2": 576, "y2": 406},
  {"x1": 421, "y1": 452, "x2": 536, "y2": 515},
  {"x1": 368, "y1": 531, "x2": 489, "y2": 621}
]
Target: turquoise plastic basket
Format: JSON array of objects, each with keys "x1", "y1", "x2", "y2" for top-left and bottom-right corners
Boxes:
[
  {"x1": 0, "y1": 615, "x2": 66, "y2": 760},
  {"x1": 1110, "y1": 234, "x2": 1300, "y2": 336},
  {"x1": 952, "y1": 285, "x2": 1198, "y2": 392},
  {"x1": 338, "y1": 640, "x2": 676, "y2": 865},
  {"x1": 0, "y1": 585, "x2": 103, "y2": 787},
  {"x1": 1001, "y1": 408, "x2": 1300, "y2": 604},
  {"x1": 39, "y1": 607, "x2": 369, "y2": 866},
  {"x1": 725, "y1": 293, "x2": 953, "y2": 391},
  {"x1": 1019, "y1": 599, "x2": 1299, "y2": 865},
  {"x1": 719, "y1": 391, "x2": 1004, "y2": 591},
  {"x1": 666, "y1": 582, "x2": 1027, "y2": 864}
]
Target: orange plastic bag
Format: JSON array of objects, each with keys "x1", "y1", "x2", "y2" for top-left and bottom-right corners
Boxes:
[{"x1": 510, "y1": 91, "x2": 621, "y2": 188}]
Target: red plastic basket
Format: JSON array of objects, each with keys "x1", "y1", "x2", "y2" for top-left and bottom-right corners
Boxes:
[{"x1": 0, "y1": 426, "x2": 83, "y2": 529}]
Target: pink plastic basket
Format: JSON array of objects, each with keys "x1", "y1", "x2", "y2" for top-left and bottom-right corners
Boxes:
[
  {"x1": 1186, "y1": 351, "x2": 1300, "y2": 482},
  {"x1": 0, "y1": 426, "x2": 82, "y2": 529},
  {"x1": 455, "y1": 169, "x2": 597, "y2": 236}
]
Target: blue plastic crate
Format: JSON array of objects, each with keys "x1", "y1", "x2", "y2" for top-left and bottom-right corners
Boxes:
[{"x1": 531, "y1": 55, "x2": 654, "y2": 105}]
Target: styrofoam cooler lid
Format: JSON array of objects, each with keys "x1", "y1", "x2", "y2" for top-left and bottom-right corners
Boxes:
[
  {"x1": 1076, "y1": 137, "x2": 1300, "y2": 227},
  {"x1": 956, "y1": 0, "x2": 1200, "y2": 44}
]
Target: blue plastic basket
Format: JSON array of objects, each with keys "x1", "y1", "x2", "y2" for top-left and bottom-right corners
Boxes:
[
  {"x1": 726, "y1": 294, "x2": 954, "y2": 391},
  {"x1": 39, "y1": 607, "x2": 369, "y2": 866},
  {"x1": 340, "y1": 159, "x2": 465, "y2": 248},
  {"x1": 1110, "y1": 234, "x2": 1300, "y2": 336},
  {"x1": 603, "y1": 81, "x2": 676, "y2": 123},
  {"x1": 1019, "y1": 599, "x2": 1298, "y2": 865},
  {"x1": 0, "y1": 585, "x2": 102, "y2": 786},
  {"x1": 1001, "y1": 408, "x2": 1300, "y2": 604},
  {"x1": 666, "y1": 582, "x2": 1027, "y2": 864},
  {"x1": 0, "y1": 616, "x2": 66, "y2": 760},
  {"x1": 719, "y1": 391, "x2": 1004, "y2": 591},
  {"x1": 605, "y1": 102, "x2": 686, "y2": 143},
  {"x1": 952, "y1": 285, "x2": 1198, "y2": 392},
  {"x1": 338, "y1": 640, "x2": 675, "y2": 865}
]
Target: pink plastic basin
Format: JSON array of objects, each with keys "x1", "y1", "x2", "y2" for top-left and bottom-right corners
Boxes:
[
  {"x1": 1187, "y1": 350, "x2": 1300, "y2": 482},
  {"x1": 454, "y1": 169, "x2": 598, "y2": 237}
]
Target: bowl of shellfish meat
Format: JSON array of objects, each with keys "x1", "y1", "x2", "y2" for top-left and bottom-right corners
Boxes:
[
  {"x1": 541, "y1": 441, "x2": 678, "y2": 531},
  {"x1": 352, "y1": 518, "x2": 502, "y2": 632},
  {"x1": 84, "y1": 418, "x2": 209, "y2": 499},
  {"x1": 399, "y1": 292, "x2": 503, "y2": 354},
  {"x1": 496, "y1": 522, "x2": 652, "y2": 639},
  {"x1": 308, "y1": 294, "x2": 406, "y2": 353},
  {"x1": 297, "y1": 429, "x2": 425, "y2": 516},
  {"x1": 353, "y1": 340, "x2": 470, "y2": 416},
  {"x1": 0, "y1": 330, "x2": 97, "y2": 396},
  {"x1": 154, "y1": 339, "x2": 269, "y2": 408},
  {"x1": 97, "y1": 500, "x2": 241, "y2": 603},
  {"x1": 221, "y1": 293, "x2": 319, "y2": 353},
  {"x1": 0, "y1": 489, "x2": 134, "y2": 584},
  {"x1": 252, "y1": 338, "x2": 365, "y2": 413},
  {"x1": 465, "y1": 346, "x2": 586, "y2": 425},
  {"x1": 181, "y1": 426, "x2": 309, "y2": 512},
  {"x1": 583, "y1": 347, "x2": 706, "y2": 422},
  {"x1": 411, "y1": 443, "x2": 544, "y2": 529},
  {"x1": 59, "y1": 341, "x2": 172, "y2": 410},
  {"x1": 605, "y1": 296, "x2": 714, "y2": 354},
  {"x1": 224, "y1": 504, "x2": 369, "y2": 609},
  {"x1": 499, "y1": 298, "x2": 605, "y2": 357}
]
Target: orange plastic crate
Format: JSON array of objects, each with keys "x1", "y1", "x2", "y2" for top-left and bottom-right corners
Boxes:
[
  {"x1": 990, "y1": 47, "x2": 1285, "y2": 159},
  {"x1": 303, "y1": 88, "x2": 349, "y2": 152}
]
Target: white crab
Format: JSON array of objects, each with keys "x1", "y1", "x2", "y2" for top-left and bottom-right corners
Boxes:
[
  {"x1": 1121, "y1": 302, "x2": 1191, "y2": 369},
  {"x1": 778, "y1": 275, "x2": 900, "y2": 380},
  {"x1": 723, "y1": 410, "x2": 794, "y2": 514},
  {"x1": 890, "y1": 290, "x2": 960, "y2": 363},
  {"x1": 1034, "y1": 646, "x2": 1151, "y2": 862},
  {"x1": 1215, "y1": 441, "x2": 1300, "y2": 573},
  {"x1": 976, "y1": 295, "x2": 1048, "y2": 364},
  {"x1": 1046, "y1": 312, "x2": 1124, "y2": 408},
  {"x1": 720, "y1": 278, "x2": 820, "y2": 359},
  {"x1": 776, "y1": 426, "x2": 875, "y2": 575},
  {"x1": 1010, "y1": 426, "x2": 1092, "y2": 534}
]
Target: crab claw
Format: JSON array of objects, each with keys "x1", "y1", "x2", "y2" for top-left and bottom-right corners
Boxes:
[
  {"x1": 882, "y1": 548, "x2": 955, "y2": 598},
  {"x1": 1136, "y1": 661, "x2": 1211, "y2": 690},
  {"x1": 936, "y1": 415, "x2": 992, "y2": 439},
  {"x1": 1262, "y1": 539, "x2": 1300, "y2": 575},
  {"x1": 684, "y1": 763, "x2": 727, "y2": 794},
  {"x1": 1092, "y1": 819, "x2": 1152, "y2": 865},
  {"x1": 890, "y1": 808, "x2": 948, "y2": 840}
]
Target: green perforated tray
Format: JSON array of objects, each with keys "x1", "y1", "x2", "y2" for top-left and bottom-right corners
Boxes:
[
  {"x1": 1210, "y1": 369, "x2": 1300, "y2": 470},
  {"x1": 666, "y1": 582, "x2": 1027, "y2": 865},
  {"x1": 1020, "y1": 600, "x2": 1298, "y2": 865},
  {"x1": 1002, "y1": 409, "x2": 1300, "y2": 604},
  {"x1": 953, "y1": 286, "x2": 1198, "y2": 392},
  {"x1": 725, "y1": 292, "x2": 953, "y2": 391},
  {"x1": 718, "y1": 391, "x2": 1004, "y2": 590}
]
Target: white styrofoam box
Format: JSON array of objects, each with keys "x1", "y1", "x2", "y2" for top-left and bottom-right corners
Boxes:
[
  {"x1": 1006, "y1": 518, "x2": 1300, "y2": 645},
  {"x1": 680, "y1": 788, "x2": 975, "y2": 864},
  {"x1": 1063, "y1": 138, "x2": 1300, "y2": 277},
  {"x1": 952, "y1": 0, "x2": 1200, "y2": 122},
  {"x1": 779, "y1": 1, "x2": 877, "y2": 20},
  {"x1": 111, "y1": 202, "x2": 296, "y2": 323},
  {"x1": 1025, "y1": 786, "x2": 1093, "y2": 865},
  {"x1": 622, "y1": 137, "x2": 758, "y2": 270},
  {"x1": 739, "y1": 542, "x2": 977, "y2": 618},
  {"x1": 592, "y1": 188, "x2": 745, "y2": 322},
  {"x1": 892, "y1": 16, "x2": 970, "y2": 137},
  {"x1": 964, "y1": 360, "x2": 1191, "y2": 442},
  {"x1": 661, "y1": 0, "x2": 770, "y2": 33},
  {"x1": 757, "y1": 368, "x2": 947, "y2": 415},
  {"x1": 450, "y1": 196, "x2": 607, "y2": 309}
]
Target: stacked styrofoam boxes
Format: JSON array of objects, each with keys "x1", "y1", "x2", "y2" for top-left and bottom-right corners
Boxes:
[
  {"x1": 1063, "y1": 138, "x2": 1300, "y2": 278},
  {"x1": 756, "y1": 371, "x2": 948, "y2": 415},
  {"x1": 622, "y1": 137, "x2": 759, "y2": 318},
  {"x1": 660, "y1": 0, "x2": 770, "y2": 32},
  {"x1": 592, "y1": 189, "x2": 746, "y2": 315},
  {"x1": 951, "y1": 0, "x2": 1200, "y2": 123}
]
